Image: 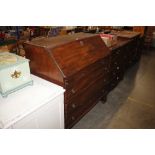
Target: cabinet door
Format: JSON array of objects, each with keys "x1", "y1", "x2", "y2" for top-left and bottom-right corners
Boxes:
[{"x1": 12, "y1": 95, "x2": 64, "y2": 129}]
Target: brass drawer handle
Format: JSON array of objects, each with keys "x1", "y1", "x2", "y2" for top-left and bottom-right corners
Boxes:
[
  {"x1": 71, "y1": 89, "x2": 76, "y2": 94},
  {"x1": 11, "y1": 70, "x2": 21, "y2": 79},
  {"x1": 104, "y1": 67, "x2": 108, "y2": 71},
  {"x1": 79, "y1": 72, "x2": 86, "y2": 79},
  {"x1": 71, "y1": 116, "x2": 75, "y2": 120},
  {"x1": 71, "y1": 104, "x2": 76, "y2": 108},
  {"x1": 65, "y1": 80, "x2": 69, "y2": 86},
  {"x1": 80, "y1": 41, "x2": 84, "y2": 46},
  {"x1": 65, "y1": 82, "x2": 69, "y2": 86},
  {"x1": 116, "y1": 66, "x2": 120, "y2": 70}
]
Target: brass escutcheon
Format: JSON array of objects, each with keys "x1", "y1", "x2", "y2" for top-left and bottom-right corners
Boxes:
[{"x1": 11, "y1": 70, "x2": 21, "y2": 79}]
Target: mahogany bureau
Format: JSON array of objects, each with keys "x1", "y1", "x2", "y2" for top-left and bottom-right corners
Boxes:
[{"x1": 23, "y1": 33, "x2": 111, "y2": 128}]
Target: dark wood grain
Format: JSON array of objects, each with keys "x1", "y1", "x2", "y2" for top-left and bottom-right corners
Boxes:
[
  {"x1": 24, "y1": 33, "x2": 111, "y2": 128},
  {"x1": 23, "y1": 32, "x2": 142, "y2": 129}
]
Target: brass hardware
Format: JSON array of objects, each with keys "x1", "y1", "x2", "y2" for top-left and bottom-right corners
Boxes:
[
  {"x1": 11, "y1": 70, "x2": 21, "y2": 79},
  {"x1": 104, "y1": 67, "x2": 108, "y2": 71},
  {"x1": 72, "y1": 104, "x2": 76, "y2": 108},
  {"x1": 80, "y1": 41, "x2": 84, "y2": 46},
  {"x1": 71, "y1": 116, "x2": 75, "y2": 120},
  {"x1": 71, "y1": 89, "x2": 76, "y2": 94},
  {"x1": 79, "y1": 72, "x2": 85, "y2": 79}
]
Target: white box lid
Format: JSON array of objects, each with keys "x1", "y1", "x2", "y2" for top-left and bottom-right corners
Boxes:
[{"x1": 0, "y1": 52, "x2": 29, "y2": 70}]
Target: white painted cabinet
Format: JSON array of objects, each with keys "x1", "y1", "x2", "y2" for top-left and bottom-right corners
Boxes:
[{"x1": 0, "y1": 75, "x2": 65, "y2": 129}]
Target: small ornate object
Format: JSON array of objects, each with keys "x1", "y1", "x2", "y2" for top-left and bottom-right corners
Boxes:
[{"x1": 11, "y1": 70, "x2": 21, "y2": 79}]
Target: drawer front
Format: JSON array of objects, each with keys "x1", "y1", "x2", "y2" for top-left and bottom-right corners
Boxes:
[
  {"x1": 0, "y1": 62, "x2": 32, "y2": 93},
  {"x1": 110, "y1": 60, "x2": 125, "y2": 80},
  {"x1": 65, "y1": 76, "x2": 108, "y2": 128},
  {"x1": 108, "y1": 71, "x2": 124, "y2": 92},
  {"x1": 110, "y1": 59, "x2": 124, "y2": 70},
  {"x1": 111, "y1": 45, "x2": 125, "y2": 60},
  {"x1": 64, "y1": 56, "x2": 110, "y2": 87},
  {"x1": 65, "y1": 67, "x2": 109, "y2": 101},
  {"x1": 64, "y1": 57, "x2": 110, "y2": 101},
  {"x1": 111, "y1": 48, "x2": 122, "y2": 59}
]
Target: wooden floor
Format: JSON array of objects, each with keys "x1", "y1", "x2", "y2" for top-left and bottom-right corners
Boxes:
[{"x1": 72, "y1": 49, "x2": 155, "y2": 129}]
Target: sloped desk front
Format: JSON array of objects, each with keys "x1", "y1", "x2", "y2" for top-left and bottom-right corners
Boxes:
[{"x1": 0, "y1": 75, "x2": 65, "y2": 129}]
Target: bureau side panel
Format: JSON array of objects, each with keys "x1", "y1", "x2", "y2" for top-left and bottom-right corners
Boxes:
[{"x1": 24, "y1": 44, "x2": 64, "y2": 86}]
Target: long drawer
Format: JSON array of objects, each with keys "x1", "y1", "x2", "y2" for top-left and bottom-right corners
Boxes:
[
  {"x1": 64, "y1": 56, "x2": 110, "y2": 87},
  {"x1": 111, "y1": 48, "x2": 122, "y2": 59},
  {"x1": 65, "y1": 68, "x2": 109, "y2": 102},
  {"x1": 110, "y1": 45, "x2": 126, "y2": 61},
  {"x1": 64, "y1": 57, "x2": 110, "y2": 101},
  {"x1": 110, "y1": 58, "x2": 124, "y2": 69}
]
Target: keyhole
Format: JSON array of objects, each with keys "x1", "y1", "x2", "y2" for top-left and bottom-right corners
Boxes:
[{"x1": 80, "y1": 41, "x2": 84, "y2": 46}]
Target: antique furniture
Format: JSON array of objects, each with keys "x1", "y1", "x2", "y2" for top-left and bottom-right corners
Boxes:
[
  {"x1": 0, "y1": 75, "x2": 65, "y2": 129},
  {"x1": 23, "y1": 31, "x2": 141, "y2": 128},
  {"x1": 108, "y1": 31, "x2": 141, "y2": 91},
  {"x1": 0, "y1": 52, "x2": 33, "y2": 97},
  {"x1": 24, "y1": 33, "x2": 111, "y2": 128}
]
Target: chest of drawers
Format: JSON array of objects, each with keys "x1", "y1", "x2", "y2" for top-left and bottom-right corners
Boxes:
[{"x1": 108, "y1": 32, "x2": 141, "y2": 92}]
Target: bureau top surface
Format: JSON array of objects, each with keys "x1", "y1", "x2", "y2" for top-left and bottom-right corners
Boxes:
[
  {"x1": 114, "y1": 30, "x2": 141, "y2": 39},
  {"x1": 25, "y1": 33, "x2": 98, "y2": 48},
  {"x1": 0, "y1": 74, "x2": 65, "y2": 128},
  {"x1": 109, "y1": 38, "x2": 131, "y2": 51}
]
